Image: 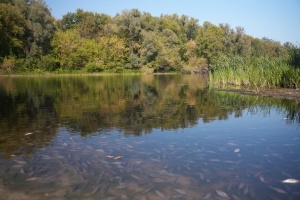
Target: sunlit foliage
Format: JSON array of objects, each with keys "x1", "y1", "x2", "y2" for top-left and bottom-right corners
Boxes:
[{"x1": 0, "y1": 1, "x2": 299, "y2": 88}]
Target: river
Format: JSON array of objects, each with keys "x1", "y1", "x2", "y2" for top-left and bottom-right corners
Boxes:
[{"x1": 0, "y1": 74, "x2": 299, "y2": 199}]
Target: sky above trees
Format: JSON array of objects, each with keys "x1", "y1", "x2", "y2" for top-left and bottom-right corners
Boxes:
[{"x1": 45, "y1": 0, "x2": 300, "y2": 44}]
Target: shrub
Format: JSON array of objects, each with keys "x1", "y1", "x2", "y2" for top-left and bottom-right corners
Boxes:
[
  {"x1": 37, "y1": 55, "x2": 60, "y2": 71},
  {"x1": 85, "y1": 62, "x2": 105, "y2": 73},
  {"x1": 1, "y1": 56, "x2": 16, "y2": 72}
]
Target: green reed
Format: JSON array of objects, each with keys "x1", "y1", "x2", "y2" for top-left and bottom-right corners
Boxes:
[{"x1": 210, "y1": 55, "x2": 300, "y2": 88}]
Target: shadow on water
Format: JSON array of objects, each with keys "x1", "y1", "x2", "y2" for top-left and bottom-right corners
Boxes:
[{"x1": 0, "y1": 75, "x2": 299, "y2": 199}]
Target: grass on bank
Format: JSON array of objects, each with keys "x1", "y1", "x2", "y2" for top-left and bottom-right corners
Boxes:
[
  {"x1": 1, "y1": 54, "x2": 299, "y2": 89},
  {"x1": 209, "y1": 55, "x2": 300, "y2": 89}
]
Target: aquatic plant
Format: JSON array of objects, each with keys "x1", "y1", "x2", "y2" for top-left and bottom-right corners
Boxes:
[
  {"x1": 285, "y1": 43, "x2": 300, "y2": 69},
  {"x1": 210, "y1": 55, "x2": 300, "y2": 88}
]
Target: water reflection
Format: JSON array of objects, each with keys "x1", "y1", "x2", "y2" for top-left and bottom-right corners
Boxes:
[{"x1": 0, "y1": 75, "x2": 299, "y2": 199}]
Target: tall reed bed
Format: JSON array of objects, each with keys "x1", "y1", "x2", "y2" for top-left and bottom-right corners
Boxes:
[{"x1": 210, "y1": 55, "x2": 300, "y2": 88}]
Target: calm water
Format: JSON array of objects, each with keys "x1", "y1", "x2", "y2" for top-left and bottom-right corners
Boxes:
[{"x1": 0, "y1": 75, "x2": 299, "y2": 200}]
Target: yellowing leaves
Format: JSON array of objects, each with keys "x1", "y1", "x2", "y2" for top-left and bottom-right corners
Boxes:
[{"x1": 52, "y1": 30, "x2": 128, "y2": 70}]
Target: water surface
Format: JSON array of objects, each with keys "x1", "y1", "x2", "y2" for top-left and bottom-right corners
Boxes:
[{"x1": 0, "y1": 75, "x2": 299, "y2": 199}]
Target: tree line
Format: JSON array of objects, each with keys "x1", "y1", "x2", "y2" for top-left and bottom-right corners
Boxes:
[{"x1": 0, "y1": 0, "x2": 299, "y2": 83}]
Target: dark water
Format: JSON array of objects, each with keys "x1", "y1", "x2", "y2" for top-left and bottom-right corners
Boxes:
[{"x1": 0, "y1": 75, "x2": 299, "y2": 200}]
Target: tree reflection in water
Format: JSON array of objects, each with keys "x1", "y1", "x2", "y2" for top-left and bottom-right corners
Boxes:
[
  {"x1": 0, "y1": 75, "x2": 299, "y2": 156},
  {"x1": 0, "y1": 75, "x2": 299, "y2": 199}
]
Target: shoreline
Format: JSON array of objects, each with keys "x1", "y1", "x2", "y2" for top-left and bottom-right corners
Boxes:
[
  {"x1": 1, "y1": 74, "x2": 299, "y2": 101},
  {"x1": 0, "y1": 72, "x2": 182, "y2": 77}
]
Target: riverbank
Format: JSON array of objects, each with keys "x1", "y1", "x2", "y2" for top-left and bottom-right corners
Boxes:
[{"x1": 2, "y1": 73, "x2": 299, "y2": 101}]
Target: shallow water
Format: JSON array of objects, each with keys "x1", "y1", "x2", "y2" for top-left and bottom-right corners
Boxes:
[{"x1": 0, "y1": 75, "x2": 299, "y2": 199}]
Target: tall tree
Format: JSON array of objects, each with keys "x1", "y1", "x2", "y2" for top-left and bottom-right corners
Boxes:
[
  {"x1": 60, "y1": 9, "x2": 84, "y2": 30},
  {"x1": 140, "y1": 31, "x2": 160, "y2": 65},
  {"x1": 15, "y1": 0, "x2": 55, "y2": 59},
  {"x1": 155, "y1": 28, "x2": 182, "y2": 72},
  {"x1": 141, "y1": 12, "x2": 158, "y2": 32},
  {"x1": 184, "y1": 17, "x2": 199, "y2": 41},
  {"x1": 115, "y1": 9, "x2": 143, "y2": 69},
  {"x1": 196, "y1": 22, "x2": 224, "y2": 65},
  {"x1": 0, "y1": 3, "x2": 25, "y2": 58},
  {"x1": 182, "y1": 40, "x2": 207, "y2": 71},
  {"x1": 95, "y1": 35, "x2": 128, "y2": 69},
  {"x1": 115, "y1": 9, "x2": 142, "y2": 53},
  {"x1": 51, "y1": 29, "x2": 89, "y2": 69},
  {"x1": 219, "y1": 23, "x2": 234, "y2": 55},
  {"x1": 60, "y1": 9, "x2": 111, "y2": 38}
]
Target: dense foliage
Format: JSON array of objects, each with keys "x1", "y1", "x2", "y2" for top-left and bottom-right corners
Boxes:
[{"x1": 0, "y1": 0, "x2": 299, "y2": 87}]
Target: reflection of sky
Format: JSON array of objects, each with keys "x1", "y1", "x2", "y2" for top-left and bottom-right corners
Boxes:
[
  {"x1": 142, "y1": 107, "x2": 300, "y2": 179},
  {"x1": 194, "y1": 107, "x2": 299, "y2": 136},
  {"x1": 146, "y1": 106, "x2": 300, "y2": 165},
  {"x1": 1, "y1": 106, "x2": 300, "y2": 199}
]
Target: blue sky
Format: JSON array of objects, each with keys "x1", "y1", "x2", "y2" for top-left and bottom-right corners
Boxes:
[{"x1": 45, "y1": 0, "x2": 300, "y2": 44}]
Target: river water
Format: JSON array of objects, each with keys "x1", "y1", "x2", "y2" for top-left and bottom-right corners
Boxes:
[{"x1": 0, "y1": 75, "x2": 299, "y2": 199}]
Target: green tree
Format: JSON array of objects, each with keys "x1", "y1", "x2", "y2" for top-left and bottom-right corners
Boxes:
[
  {"x1": 155, "y1": 29, "x2": 182, "y2": 72},
  {"x1": 52, "y1": 29, "x2": 91, "y2": 69},
  {"x1": 196, "y1": 22, "x2": 224, "y2": 65},
  {"x1": 0, "y1": 3, "x2": 25, "y2": 58},
  {"x1": 59, "y1": 9, "x2": 84, "y2": 30},
  {"x1": 250, "y1": 38, "x2": 265, "y2": 57},
  {"x1": 219, "y1": 23, "x2": 235, "y2": 55},
  {"x1": 141, "y1": 12, "x2": 159, "y2": 32},
  {"x1": 140, "y1": 31, "x2": 160, "y2": 65},
  {"x1": 159, "y1": 15, "x2": 181, "y2": 36},
  {"x1": 172, "y1": 14, "x2": 199, "y2": 42},
  {"x1": 261, "y1": 37, "x2": 288, "y2": 57},
  {"x1": 182, "y1": 40, "x2": 207, "y2": 72},
  {"x1": 115, "y1": 9, "x2": 143, "y2": 69},
  {"x1": 115, "y1": 9, "x2": 142, "y2": 53},
  {"x1": 76, "y1": 12, "x2": 99, "y2": 38},
  {"x1": 96, "y1": 35, "x2": 128, "y2": 70},
  {"x1": 60, "y1": 9, "x2": 111, "y2": 38},
  {"x1": 184, "y1": 17, "x2": 199, "y2": 41},
  {"x1": 15, "y1": 0, "x2": 55, "y2": 59}
]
